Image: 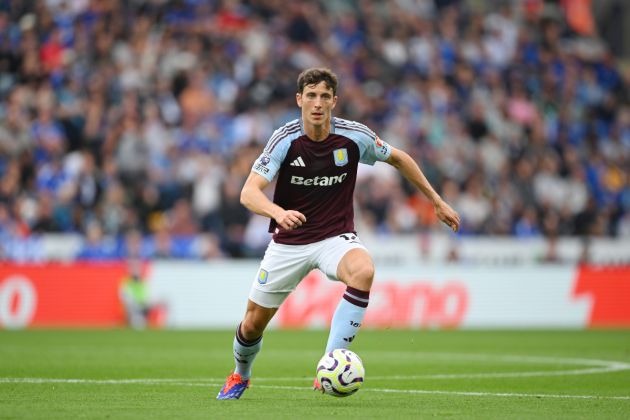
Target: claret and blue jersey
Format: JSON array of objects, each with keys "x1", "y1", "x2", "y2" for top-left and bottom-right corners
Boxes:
[{"x1": 252, "y1": 117, "x2": 392, "y2": 245}]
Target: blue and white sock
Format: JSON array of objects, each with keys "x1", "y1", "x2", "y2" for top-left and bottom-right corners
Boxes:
[
  {"x1": 233, "y1": 323, "x2": 262, "y2": 380},
  {"x1": 325, "y1": 286, "x2": 370, "y2": 352}
]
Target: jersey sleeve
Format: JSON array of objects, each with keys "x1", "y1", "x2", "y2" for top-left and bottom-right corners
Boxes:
[
  {"x1": 251, "y1": 128, "x2": 294, "y2": 181},
  {"x1": 252, "y1": 148, "x2": 283, "y2": 182},
  {"x1": 333, "y1": 118, "x2": 393, "y2": 165},
  {"x1": 358, "y1": 133, "x2": 392, "y2": 165}
]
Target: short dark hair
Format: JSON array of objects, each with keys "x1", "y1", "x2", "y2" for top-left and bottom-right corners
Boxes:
[{"x1": 297, "y1": 68, "x2": 338, "y2": 96}]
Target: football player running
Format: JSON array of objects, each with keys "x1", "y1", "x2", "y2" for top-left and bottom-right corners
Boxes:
[{"x1": 217, "y1": 68, "x2": 459, "y2": 400}]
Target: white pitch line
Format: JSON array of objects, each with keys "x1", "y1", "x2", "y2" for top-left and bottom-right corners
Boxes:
[
  {"x1": 364, "y1": 354, "x2": 630, "y2": 380},
  {"x1": 368, "y1": 363, "x2": 630, "y2": 380},
  {"x1": 367, "y1": 388, "x2": 630, "y2": 401},
  {"x1": 210, "y1": 355, "x2": 630, "y2": 382},
  {"x1": 358, "y1": 352, "x2": 630, "y2": 367},
  {"x1": 252, "y1": 364, "x2": 630, "y2": 381},
  {"x1": 2, "y1": 355, "x2": 628, "y2": 385},
  {"x1": 1, "y1": 377, "x2": 629, "y2": 401},
  {"x1": 2, "y1": 354, "x2": 628, "y2": 384}
]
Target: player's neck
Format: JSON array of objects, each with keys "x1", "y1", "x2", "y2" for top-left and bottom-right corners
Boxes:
[{"x1": 303, "y1": 122, "x2": 330, "y2": 142}]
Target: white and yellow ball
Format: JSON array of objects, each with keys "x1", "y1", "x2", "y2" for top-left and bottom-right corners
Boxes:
[{"x1": 316, "y1": 349, "x2": 365, "y2": 397}]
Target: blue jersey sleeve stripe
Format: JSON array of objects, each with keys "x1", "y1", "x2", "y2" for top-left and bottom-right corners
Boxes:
[
  {"x1": 334, "y1": 118, "x2": 376, "y2": 138},
  {"x1": 335, "y1": 123, "x2": 375, "y2": 140},
  {"x1": 265, "y1": 126, "x2": 301, "y2": 153},
  {"x1": 264, "y1": 122, "x2": 301, "y2": 153},
  {"x1": 335, "y1": 121, "x2": 376, "y2": 141},
  {"x1": 334, "y1": 117, "x2": 375, "y2": 134},
  {"x1": 268, "y1": 120, "x2": 299, "y2": 143},
  {"x1": 264, "y1": 124, "x2": 296, "y2": 153}
]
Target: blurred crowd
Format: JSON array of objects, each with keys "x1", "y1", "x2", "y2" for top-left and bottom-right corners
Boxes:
[{"x1": 0, "y1": 0, "x2": 629, "y2": 261}]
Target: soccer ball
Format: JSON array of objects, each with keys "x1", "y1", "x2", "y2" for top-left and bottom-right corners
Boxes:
[{"x1": 316, "y1": 349, "x2": 365, "y2": 397}]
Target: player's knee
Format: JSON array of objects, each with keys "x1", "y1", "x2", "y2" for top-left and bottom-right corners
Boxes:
[
  {"x1": 240, "y1": 317, "x2": 265, "y2": 340},
  {"x1": 347, "y1": 263, "x2": 375, "y2": 291}
]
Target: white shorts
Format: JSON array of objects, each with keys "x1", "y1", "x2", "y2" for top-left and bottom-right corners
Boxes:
[{"x1": 248, "y1": 233, "x2": 368, "y2": 308}]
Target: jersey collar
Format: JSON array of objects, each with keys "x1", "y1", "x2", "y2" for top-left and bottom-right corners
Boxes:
[{"x1": 299, "y1": 117, "x2": 336, "y2": 138}]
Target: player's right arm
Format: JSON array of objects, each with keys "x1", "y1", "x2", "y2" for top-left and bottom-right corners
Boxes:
[{"x1": 240, "y1": 172, "x2": 306, "y2": 231}]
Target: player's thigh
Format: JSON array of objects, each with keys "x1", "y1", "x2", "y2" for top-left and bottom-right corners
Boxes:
[
  {"x1": 248, "y1": 241, "x2": 312, "y2": 309},
  {"x1": 316, "y1": 233, "x2": 374, "y2": 289}
]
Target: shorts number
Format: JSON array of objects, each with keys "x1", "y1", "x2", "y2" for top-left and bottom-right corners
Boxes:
[{"x1": 339, "y1": 234, "x2": 358, "y2": 243}]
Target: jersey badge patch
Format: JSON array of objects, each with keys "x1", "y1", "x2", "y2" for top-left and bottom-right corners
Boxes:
[
  {"x1": 257, "y1": 268, "x2": 269, "y2": 284},
  {"x1": 259, "y1": 154, "x2": 271, "y2": 166},
  {"x1": 254, "y1": 154, "x2": 271, "y2": 175},
  {"x1": 333, "y1": 148, "x2": 348, "y2": 166}
]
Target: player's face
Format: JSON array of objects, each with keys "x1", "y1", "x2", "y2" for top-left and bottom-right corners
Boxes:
[{"x1": 296, "y1": 82, "x2": 337, "y2": 128}]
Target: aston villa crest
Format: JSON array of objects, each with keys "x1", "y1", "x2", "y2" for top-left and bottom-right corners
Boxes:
[
  {"x1": 258, "y1": 268, "x2": 269, "y2": 284},
  {"x1": 333, "y1": 148, "x2": 348, "y2": 166}
]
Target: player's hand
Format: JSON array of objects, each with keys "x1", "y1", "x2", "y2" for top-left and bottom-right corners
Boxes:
[
  {"x1": 434, "y1": 199, "x2": 460, "y2": 232},
  {"x1": 275, "y1": 210, "x2": 307, "y2": 230}
]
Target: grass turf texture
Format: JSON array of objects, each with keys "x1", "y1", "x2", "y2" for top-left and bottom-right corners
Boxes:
[{"x1": 1, "y1": 329, "x2": 629, "y2": 419}]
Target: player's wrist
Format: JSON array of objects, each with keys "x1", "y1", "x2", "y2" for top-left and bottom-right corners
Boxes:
[
  {"x1": 429, "y1": 193, "x2": 442, "y2": 207},
  {"x1": 269, "y1": 206, "x2": 285, "y2": 221}
]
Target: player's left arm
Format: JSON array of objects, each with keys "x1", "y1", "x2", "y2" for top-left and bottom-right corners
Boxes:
[{"x1": 385, "y1": 147, "x2": 460, "y2": 232}]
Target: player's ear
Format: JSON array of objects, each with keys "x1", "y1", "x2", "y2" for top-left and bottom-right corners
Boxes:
[
  {"x1": 296, "y1": 92, "x2": 302, "y2": 108},
  {"x1": 331, "y1": 95, "x2": 338, "y2": 109}
]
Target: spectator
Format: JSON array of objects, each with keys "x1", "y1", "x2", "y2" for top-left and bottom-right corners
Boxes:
[
  {"x1": 0, "y1": 0, "x2": 627, "y2": 263},
  {"x1": 76, "y1": 220, "x2": 117, "y2": 260}
]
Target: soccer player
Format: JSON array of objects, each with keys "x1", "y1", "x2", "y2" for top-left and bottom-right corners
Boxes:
[{"x1": 217, "y1": 68, "x2": 460, "y2": 399}]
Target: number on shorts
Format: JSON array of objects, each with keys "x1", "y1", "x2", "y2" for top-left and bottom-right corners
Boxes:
[{"x1": 339, "y1": 234, "x2": 359, "y2": 243}]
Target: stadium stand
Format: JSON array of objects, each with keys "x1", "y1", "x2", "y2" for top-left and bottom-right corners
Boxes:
[{"x1": 0, "y1": 0, "x2": 628, "y2": 261}]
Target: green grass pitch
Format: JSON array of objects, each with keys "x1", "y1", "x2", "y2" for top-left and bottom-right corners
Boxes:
[{"x1": 1, "y1": 329, "x2": 629, "y2": 419}]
